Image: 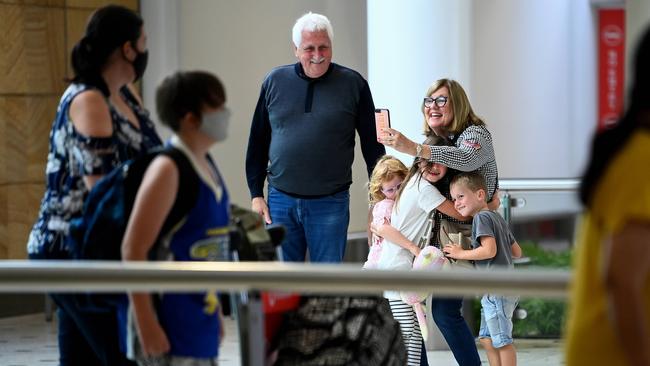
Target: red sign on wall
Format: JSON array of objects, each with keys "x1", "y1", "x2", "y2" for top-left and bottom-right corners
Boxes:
[{"x1": 597, "y1": 9, "x2": 625, "y2": 130}]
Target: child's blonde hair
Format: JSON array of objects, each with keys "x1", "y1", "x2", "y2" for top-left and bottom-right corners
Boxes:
[{"x1": 368, "y1": 155, "x2": 408, "y2": 205}]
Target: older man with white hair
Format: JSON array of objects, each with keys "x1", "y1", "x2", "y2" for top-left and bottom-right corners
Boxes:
[{"x1": 246, "y1": 12, "x2": 384, "y2": 263}]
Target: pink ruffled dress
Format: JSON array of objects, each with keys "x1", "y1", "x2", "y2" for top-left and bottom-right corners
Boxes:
[{"x1": 363, "y1": 198, "x2": 394, "y2": 269}]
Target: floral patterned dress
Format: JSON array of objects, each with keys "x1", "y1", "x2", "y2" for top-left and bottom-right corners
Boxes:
[{"x1": 27, "y1": 83, "x2": 162, "y2": 258}]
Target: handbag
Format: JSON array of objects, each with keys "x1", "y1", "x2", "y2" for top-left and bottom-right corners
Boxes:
[{"x1": 439, "y1": 219, "x2": 475, "y2": 269}]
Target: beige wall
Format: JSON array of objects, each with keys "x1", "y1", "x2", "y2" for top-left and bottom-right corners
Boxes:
[{"x1": 0, "y1": 0, "x2": 138, "y2": 259}]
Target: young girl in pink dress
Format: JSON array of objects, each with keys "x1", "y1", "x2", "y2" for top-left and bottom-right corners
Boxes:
[{"x1": 363, "y1": 155, "x2": 408, "y2": 269}]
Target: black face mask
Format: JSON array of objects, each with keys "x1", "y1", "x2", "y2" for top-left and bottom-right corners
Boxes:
[{"x1": 129, "y1": 44, "x2": 148, "y2": 82}]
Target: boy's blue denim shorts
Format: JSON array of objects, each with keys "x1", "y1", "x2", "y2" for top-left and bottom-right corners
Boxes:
[{"x1": 479, "y1": 294, "x2": 519, "y2": 348}]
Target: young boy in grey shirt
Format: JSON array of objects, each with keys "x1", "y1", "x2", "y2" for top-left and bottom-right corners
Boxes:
[{"x1": 443, "y1": 172, "x2": 523, "y2": 366}]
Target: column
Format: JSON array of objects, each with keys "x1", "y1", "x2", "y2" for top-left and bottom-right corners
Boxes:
[
  {"x1": 367, "y1": 0, "x2": 473, "y2": 164},
  {"x1": 367, "y1": 0, "x2": 473, "y2": 350},
  {"x1": 141, "y1": 0, "x2": 180, "y2": 141}
]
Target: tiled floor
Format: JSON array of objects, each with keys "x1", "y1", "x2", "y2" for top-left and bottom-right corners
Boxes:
[
  {"x1": 0, "y1": 313, "x2": 563, "y2": 365},
  {"x1": 0, "y1": 314, "x2": 59, "y2": 366}
]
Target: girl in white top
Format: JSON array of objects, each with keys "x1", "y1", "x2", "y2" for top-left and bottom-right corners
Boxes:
[{"x1": 373, "y1": 136, "x2": 469, "y2": 366}]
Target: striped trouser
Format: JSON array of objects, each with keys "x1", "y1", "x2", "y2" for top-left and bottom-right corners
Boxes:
[{"x1": 389, "y1": 299, "x2": 422, "y2": 366}]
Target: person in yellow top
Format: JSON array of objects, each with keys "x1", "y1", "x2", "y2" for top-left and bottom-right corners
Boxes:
[{"x1": 565, "y1": 23, "x2": 650, "y2": 366}]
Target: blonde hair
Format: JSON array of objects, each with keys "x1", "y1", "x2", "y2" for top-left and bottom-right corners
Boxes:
[
  {"x1": 450, "y1": 172, "x2": 487, "y2": 197},
  {"x1": 368, "y1": 155, "x2": 408, "y2": 205},
  {"x1": 421, "y1": 78, "x2": 485, "y2": 136}
]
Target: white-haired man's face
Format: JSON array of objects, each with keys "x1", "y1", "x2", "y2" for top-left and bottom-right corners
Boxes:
[{"x1": 294, "y1": 30, "x2": 332, "y2": 78}]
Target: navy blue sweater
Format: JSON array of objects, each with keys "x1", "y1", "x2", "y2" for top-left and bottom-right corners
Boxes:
[{"x1": 246, "y1": 63, "x2": 385, "y2": 198}]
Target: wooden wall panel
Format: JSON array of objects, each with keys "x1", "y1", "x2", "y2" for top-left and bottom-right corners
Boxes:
[
  {"x1": 0, "y1": 184, "x2": 43, "y2": 259},
  {"x1": 66, "y1": 0, "x2": 137, "y2": 10},
  {"x1": 65, "y1": 7, "x2": 93, "y2": 79},
  {"x1": 0, "y1": 96, "x2": 55, "y2": 185},
  {"x1": 0, "y1": 95, "x2": 53, "y2": 259},
  {"x1": 0, "y1": 4, "x2": 66, "y2": 94},
  {"x1": 0, "y1": 1, "x2": 65, "y2": 6},
  {"x1": 0, "y1": 187, "x2": 7, "y2": 258},
  {"x1": 0, "y1": 102, "x2": 5, "y2": 186}
]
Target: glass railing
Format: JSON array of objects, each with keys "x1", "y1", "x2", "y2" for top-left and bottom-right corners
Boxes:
[{"x1": 497, "y1": 178, "x2": 580, "y2": 343}]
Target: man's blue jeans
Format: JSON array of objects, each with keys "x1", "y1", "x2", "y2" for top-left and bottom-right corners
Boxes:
[
  {"x1": 268, "y1": 186, "x2": 349, "y2": 263},
  {"x1": 429, "y1": 297, "x2": 481, "y2": 366}
]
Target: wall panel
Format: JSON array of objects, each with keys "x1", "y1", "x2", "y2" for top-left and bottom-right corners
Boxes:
[
  {"x1": 0, "y1": 4, "x2": 65, "y2": 94},
  {"x1": 1, "y1": 184, "x2": 43, "y2": 258},
  {"x1": 0, "y1": 96, "x2": 55, "y2": 185},
  {"x1": 0, "y1": 187, "x2": 7, "y2": 258},
  {"x1": 64, "y1": 7, "x2": 92, "y2": 78},
  {"x1": 0, "y1": 1, "x2": 65, "y2": 6},
  {"x1": 66, "y1": 0, "x2": 136, "y2": 10}
]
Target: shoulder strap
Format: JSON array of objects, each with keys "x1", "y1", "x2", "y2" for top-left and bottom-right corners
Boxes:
[
  {"x1": 119, "y1": 85, "x2": 141, "y2": 107},
  {"x1": 419, "y1": 210, "x2": 437, "y2": 249},
  {"x1": 158, "y1": 147, "x2": 200, "y2": 236}
]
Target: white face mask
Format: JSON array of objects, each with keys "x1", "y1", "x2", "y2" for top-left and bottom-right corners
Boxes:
[{"x1": 200, "y1": 108, "x2": 230, "y2": 142}]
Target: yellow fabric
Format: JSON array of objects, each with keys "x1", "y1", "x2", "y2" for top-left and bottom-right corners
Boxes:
[{"x1": 565, "y1": 131, "x2": 650, "y2": 365}]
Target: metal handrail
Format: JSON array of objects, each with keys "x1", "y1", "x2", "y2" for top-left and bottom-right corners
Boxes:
[
  {"x1": 498, "y1": 178, "x2": 580, "y2": 192},
  {"x1": 498, "y1": 178, "x2": 580, "y2": 224},
  {"x1": 0, "y1": 260, "x2": 570, "y2": 299},
  {"x1": 2, "y1": 179, "x2": 579, "y2": 297}
]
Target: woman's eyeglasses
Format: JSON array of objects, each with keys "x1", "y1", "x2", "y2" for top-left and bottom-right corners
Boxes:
[
  {"x1": 382, "y1": 183, "x2": 402, "y2": 194},
  {"x1": 423, "y1": 96, "x2": 448, "y2": 108}
]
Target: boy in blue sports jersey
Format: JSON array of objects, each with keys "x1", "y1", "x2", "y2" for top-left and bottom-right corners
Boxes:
[{"x1": 122, "y1": 70, "x2": 230, "y2": 365}]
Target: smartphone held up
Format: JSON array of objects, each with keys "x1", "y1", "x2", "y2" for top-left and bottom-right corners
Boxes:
[{"x1": 374, "y1": 108, "x2": 390, "y2": 141}]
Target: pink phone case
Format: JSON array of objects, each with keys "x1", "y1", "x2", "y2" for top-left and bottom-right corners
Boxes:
[{"x1": 375, "y1": 108, "x2": 390, "y2": 139}]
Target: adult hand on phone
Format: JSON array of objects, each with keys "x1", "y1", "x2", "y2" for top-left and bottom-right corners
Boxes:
[
  {"x1": 252, "y1": 197, "x2": 272, "y2": 224},
  {"x1": 381, "y1": 128, "x2": 417, "y2": 156}
]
